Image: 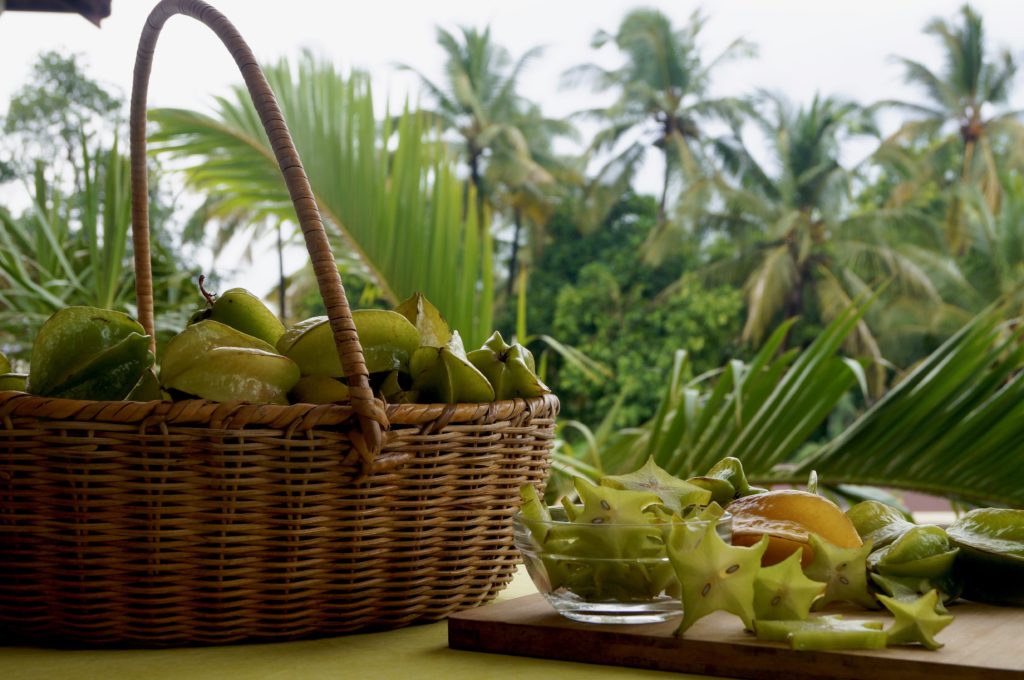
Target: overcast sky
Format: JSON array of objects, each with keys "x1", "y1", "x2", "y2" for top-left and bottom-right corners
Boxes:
[{"x1": 1, "y1": 0, "x2": 1022, "y2": 294}]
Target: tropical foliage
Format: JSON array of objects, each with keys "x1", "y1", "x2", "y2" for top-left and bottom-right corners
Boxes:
[
  {"x1": 401, "y1": 27, "x2": 574, "y2": 294},
  {"x1": 0, "y1": 141, "x2": 197, "y2": 357},
  {"x1": 878, "y1": 4, "x2": 1024, "y2": 249},
  {"x1": 556, "y1": 301, "x2": 1024, "y2": 508},
  {"x1": 565, "y1": 8, "x2": 754, "y2": 224},
  {"x1": 150, "y1": 53, "x2": 494, "y2": 345},
  {"x1": 2, "y1": 4, "x2": 1024, "y2": 508},
  {"x1": 801, "y1": 304, "x2": 1024, "y2": 507}
]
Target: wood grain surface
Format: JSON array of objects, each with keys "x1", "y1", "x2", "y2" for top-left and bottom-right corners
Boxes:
[{"x1": 448, "y1": 593, "x2": 1024, "y2": 679}]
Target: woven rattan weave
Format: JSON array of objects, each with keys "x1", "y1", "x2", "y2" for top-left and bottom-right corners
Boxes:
[{"x1": 0, "y1": 0, "x2": 556, "y2": 646}]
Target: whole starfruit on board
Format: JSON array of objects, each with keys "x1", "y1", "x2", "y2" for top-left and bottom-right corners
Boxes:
[{"x1": 947, "y1": 508, "x2": 1024, "y2": 605}]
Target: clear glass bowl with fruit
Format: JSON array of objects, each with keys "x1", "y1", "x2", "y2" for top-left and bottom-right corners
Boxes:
[{"x1": 514, "y1": 482, "x2": 732, "y2": 624}]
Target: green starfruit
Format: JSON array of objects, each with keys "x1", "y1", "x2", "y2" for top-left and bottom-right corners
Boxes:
[
  {"x1": 687, "y1": 457, "x2": 766, "y2": 504},
  {"x1": 669, "y1": 520, "x2": 767, "y2": 635},
  {"x1": 28, "y1": 307, "x2": 153, "y2": 401},
  {"x1": 879, "y1": 590, "x2": 954, "y2": 650},
  {"x1": 947, "y1": 508, "x2": 1024, "y2": 605},
  {"x1": 753, "y1": 550, "x2": 825, "y2": 621},
  {"x1": 805, "y1": 534, "x2": 877, "y2": 610},
  {"x1": 602, "y1": 456, "x2": 711, "y2": 515}
]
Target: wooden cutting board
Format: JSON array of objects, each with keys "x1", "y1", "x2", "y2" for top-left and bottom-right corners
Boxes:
[{"x1": 448, "y1": 594, "x2": 1024, "y2": 679}]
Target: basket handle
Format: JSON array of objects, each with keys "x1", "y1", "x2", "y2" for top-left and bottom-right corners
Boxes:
[{"x1": 129, "y1": 0, "x2": 388, "y2": 468}]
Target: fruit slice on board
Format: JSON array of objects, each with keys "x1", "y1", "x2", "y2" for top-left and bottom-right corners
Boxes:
[{"x1": 601, "y1": 456, "x2": 711, "y2": 516}]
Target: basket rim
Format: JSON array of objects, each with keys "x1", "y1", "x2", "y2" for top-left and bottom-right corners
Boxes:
[{"x1": 0, "y1": 390, "x2": 559, "y2": 427}]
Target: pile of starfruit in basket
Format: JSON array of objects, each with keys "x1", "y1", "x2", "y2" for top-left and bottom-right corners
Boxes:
[{"x1": 1, "y1": 283, "x2": 551, "y2": 405}]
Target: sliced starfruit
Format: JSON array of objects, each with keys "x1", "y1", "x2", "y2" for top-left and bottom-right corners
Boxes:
[
  {"x1": 601, "y1": 456, "x2": 711, "y2": 516},
  {"x1": 278, "y1": 310, "x2": 419, "y2": 376},
  {"x1": 879, "y1": 590, "x2": 954, "y2": 650},
  {"x1": 754, "y1": 616, "x2": 887, "y2": 650},
  {"x1": 669, "y1": 521, "x2": 767, "y2": 635},
  {"x1": 753, "y1": 550, "x2": 826, "y2": 621},
  {"x1": 805, "y1": 534, "x2": 877, "y2": 610},
  {"x1": 28, "y1": 307, "x2": 153, "y2": 401}
]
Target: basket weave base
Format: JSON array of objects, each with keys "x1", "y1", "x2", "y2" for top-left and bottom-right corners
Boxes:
[{"x1": 0, "y1": 394, "x2": 556, "y2": 646}]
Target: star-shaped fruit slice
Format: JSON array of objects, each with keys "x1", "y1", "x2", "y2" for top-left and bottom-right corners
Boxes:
[
  {"x1": 668, "y1": 520, "x2": 768, "y2": 635},
  {"x1": 571, "y1": 477, "x2": 662, "y2": 558},
  {"x1": 878, "y1": 589, "x2": 954, "y2": 650},
  {"x1": 870, "y1": 573, "x2": 953, "y2": 612},
  {"x1": 754, "y1": 550, "x2": 826, "y2": 621},
  {"x1": 805, "y1": 533, "x2": 878, "y2": 610},
  {"x1": 602, "y1": 456, "x2": 711, "y2": 515},
  {"x1": 755, "y1": 615, "x2": 887, "y2": 651}
]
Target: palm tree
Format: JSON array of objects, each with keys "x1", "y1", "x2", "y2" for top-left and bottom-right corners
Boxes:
[
  {"x1": 564, "y1": 8, "x2": 755, "y2": 223},
  {"x1": 487, "y1": 103, "x2": 580, "y2": 295},
  {"x1": 957, "y1": 173, "x2": 1024, "y2": 307},
  {"x1": 150, "y1": 53, "x2": 495, "y2": 345},
  {"x1": 703, "y1": 93, "x2": 942, "y2": 379},
  {"x1": 400, "y1": 26, "x2": 557, "y2": 221},
  {"x1": 878, "y1": 4, "x2": 1024, "y2": 250}
]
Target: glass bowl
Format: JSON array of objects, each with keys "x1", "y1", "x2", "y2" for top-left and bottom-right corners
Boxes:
[{"x1": 513, "y1": 506, "x2": 733, "y2": 624}]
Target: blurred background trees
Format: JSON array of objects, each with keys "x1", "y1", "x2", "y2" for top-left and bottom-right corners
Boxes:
[{"x1": 1, "y1": 3, "x2": 1022, "y2": 500}]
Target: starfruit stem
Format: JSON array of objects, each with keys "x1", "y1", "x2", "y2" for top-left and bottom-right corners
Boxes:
[{"x1": 198, "y1": 274, "x2": 216, "y2": 306}]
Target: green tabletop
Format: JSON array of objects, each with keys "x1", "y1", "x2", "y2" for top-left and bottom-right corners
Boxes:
[{"x1": 0, "y1": 568, "x2": 705, "y2": 680}]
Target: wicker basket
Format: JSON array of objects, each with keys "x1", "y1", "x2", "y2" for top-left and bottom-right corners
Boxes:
[{"x1": 0, "y1": 0, "x2": 556, "y2": 646}]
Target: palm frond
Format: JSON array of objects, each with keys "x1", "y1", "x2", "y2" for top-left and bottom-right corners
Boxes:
[
  {"x1": 557, "y1": 303, "x2": 870, "y2": 483},
  {"x1": 151, "y1": 55, "x2": 493, "y2": 345},
  {"x1": 800, "y1": 305, "x2": 1024, "y2": 507}
]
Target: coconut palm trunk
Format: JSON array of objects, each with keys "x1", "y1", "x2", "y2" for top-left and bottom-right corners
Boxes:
[{"x1": 507, "y1": 206, "x2": 523, "y2": 297}]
